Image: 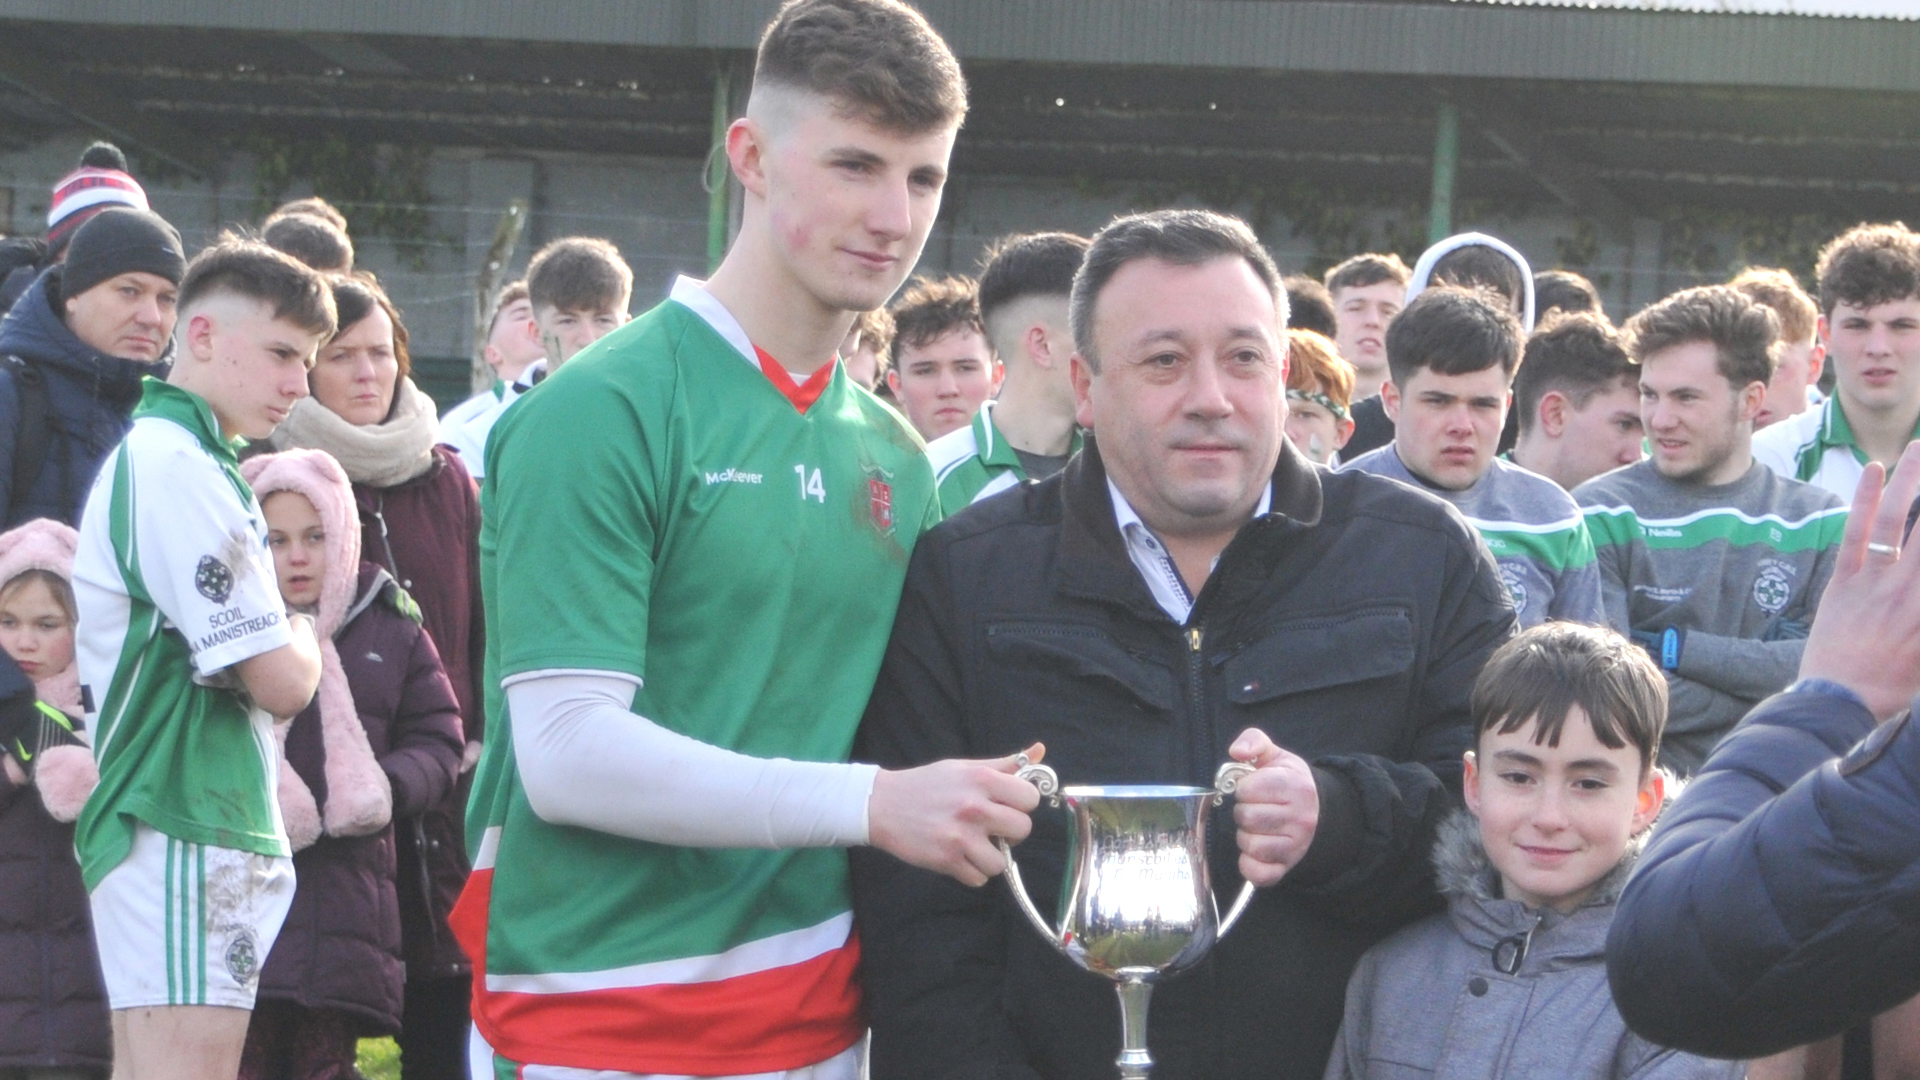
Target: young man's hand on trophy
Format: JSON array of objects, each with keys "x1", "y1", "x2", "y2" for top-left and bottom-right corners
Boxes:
[
  {"x1": 1227, "y1": 727, "x2": 1321, "y2": 887},
  {"x1": 868, "y1": 742, "x2": 1047, "y2": 887}
]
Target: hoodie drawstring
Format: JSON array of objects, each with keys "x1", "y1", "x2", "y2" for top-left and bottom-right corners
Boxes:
[{"x1": 1492, "y1": 918, "x2": 1538, "y2": 975}]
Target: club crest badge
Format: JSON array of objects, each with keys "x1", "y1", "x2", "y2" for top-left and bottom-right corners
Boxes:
[
  {"x1": 869, "y1": 476, "x2": 894, "y2": 535},
  {"x1": 226, "y1": 929, "x2": 259, "y2": 985},
  {"x1": 195, "y1": 555, "x2": 234, "y2": 604},
  {"x1": 1753, "y1": 559, "x2": 1795, "y2": 615}
]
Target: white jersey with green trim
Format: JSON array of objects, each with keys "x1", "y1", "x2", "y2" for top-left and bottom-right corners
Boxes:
[{"x1": 72, "y1": 379, "x2": 292, "y2": 890}]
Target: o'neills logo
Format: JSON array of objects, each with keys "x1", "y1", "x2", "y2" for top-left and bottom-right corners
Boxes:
[{"x1": 704, "y1": 468, "x2": 763, "y2": 485}]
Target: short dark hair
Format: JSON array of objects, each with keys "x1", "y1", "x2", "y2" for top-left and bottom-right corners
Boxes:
[
  {"x1": 1070, "y1": 209, "x2": 1285, "y2": 372},
  {"x1": 1473, "y1": 622, "x2": 1668, "y2": 773},
  {"x1": 1814, "y1": 222, "x2": 1920, "y2": 316},
  {"x1": 1730, "y1": 267, "x2": 1817, "y2": 345},
  {"x1": 1625, "y1": 284, "x2": 1777, "y2": 390},
  {"x1": 179, "y1": 237, "x2": 337, "y2": 339},
  {"x1": 328, "y1": 272, "x2": 411, "y2": 379},
  {"x1": 266, "y1": 197, "x2": 349, "y2": 233},
  {"x1": 888, "y1": 275, "x2": 982, "y2": 353},
  {"x1": 1283, "y1": 276, "x2": 1338, "y2": 338},
  {"x1": 1385, "y1": 286, "x2": 1522, "y2": 388},
  {"x1": 526, "y1": 238, "x2": 633, "y2": 315},
  {"x1": 755, "y1": 0, "x2": 966, "y2": 134},
  {"x1": 487, "y1": 280, "x2": 530, "y2": 338},
  {"x1": 977, "y1": 231, "x2": 1087, "y2": 328},
  {"x1": 1324, "y1": 252, "x2": 1410, "y2": 295},
  {"x1": 1431, "y1": 245, "x2": 1526, "y2": 313},
  {"x1": 1535, "y1": 269, "x2": 1603, "y2": 321},
  {"x1": 261, "y1": 212, "x2": 353, "y2": 273},
  {"x1": 851, "y1": 306, "x2": 895, "y2": 375},
  {"x1": 1514, "y1": 312, "x2": 1636, "y2": 436}
]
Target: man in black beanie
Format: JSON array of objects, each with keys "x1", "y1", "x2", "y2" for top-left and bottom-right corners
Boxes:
[{"x1": 0, "y1": 205, "x2": 186, "y2": 528}]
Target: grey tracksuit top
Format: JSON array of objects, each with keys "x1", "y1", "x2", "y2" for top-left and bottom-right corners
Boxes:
[{"x1": 1574, "y1": 460, "x2": 1846, "y2": 776}]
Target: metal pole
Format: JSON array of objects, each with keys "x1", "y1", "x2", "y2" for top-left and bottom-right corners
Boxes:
[
  {"x1": 707, "y1": 68, "x2": 732, "y2": 273},
  {"x1": 1428, "y1": 102, "x2": 1459, "y2": 245}
]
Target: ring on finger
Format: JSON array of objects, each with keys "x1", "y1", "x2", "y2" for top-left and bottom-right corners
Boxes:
[{"x1": 1868, "y1": 541, "x2": 1901, "y2": 558}]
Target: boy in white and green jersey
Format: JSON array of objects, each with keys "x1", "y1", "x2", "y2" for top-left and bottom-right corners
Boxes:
[
  {"x1": 1341, "y1": 286, "x2": 1602, "y2": 627},
  {"x1": 452, "y1": 5, "x2": 1044, "y2": 1078},
  {"x1": 1753, "y1": 222, "x2": 1920, "y2": 502},
  {"x1": 1576, "y1": 283, "x2": 1847, "y2": 776},
  {"x1": 73, "y1": 239, "x2": 332, "y2": 1080}
]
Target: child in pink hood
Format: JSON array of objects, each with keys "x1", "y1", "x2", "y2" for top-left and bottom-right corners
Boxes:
[
  {"x1": 0, "y1": 517, "x2": 110, "y2": 1076},
  {"x1": 237, "y1": 449, "x2": 463, "y2": 1080}
]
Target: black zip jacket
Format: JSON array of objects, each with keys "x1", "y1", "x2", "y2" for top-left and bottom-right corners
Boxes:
[{"x1": 850, "y1": 436, "x2": 1516, "y2": 1080}]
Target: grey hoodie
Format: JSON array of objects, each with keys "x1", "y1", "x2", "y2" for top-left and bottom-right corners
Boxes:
[{"x1": 1323, "y1": 810, "x2": 1743, "y2": 1080}]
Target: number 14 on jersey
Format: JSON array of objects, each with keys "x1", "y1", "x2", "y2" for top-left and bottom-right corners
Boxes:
[{"x1": 794, "y1": 465, "x2": 826, "y2": 504}]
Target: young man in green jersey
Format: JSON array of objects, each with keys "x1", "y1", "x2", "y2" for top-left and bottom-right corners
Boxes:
[
  {"x1": 455, "y1": 3, "x2": 1045, "y2": 1077},
  {"x1": 1754, "y1": 223, "x2": 1920, "y2": 500},
  {"x1": 1577, "y1": 285, "x2": 1847, "y2": 777},
  {"x1": 73, "y1": 239, "x2": 334, "y2": 1080},
  {"x1": 927, "y1": 231, "x2": 1088, "y2": 514}
]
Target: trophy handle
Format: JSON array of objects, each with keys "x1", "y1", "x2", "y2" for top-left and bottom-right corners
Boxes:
[
  {"x1": 1212, "y1": 759, "x2": 1260, "y2": 939},
  {"x1": 1000, "y1": 756, "x2": 1066, "y2": 951}
]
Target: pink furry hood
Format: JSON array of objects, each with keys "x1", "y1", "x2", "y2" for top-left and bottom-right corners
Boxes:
[
  {"x1": 241, "y1": 449, "x2": 391, "y2": 850},
  {"x1": 0, "y1": 518, "x2": 91, "y2": 822},
  {"x1": 241, "y1": 449, "x2": 362, "y2": 639}
]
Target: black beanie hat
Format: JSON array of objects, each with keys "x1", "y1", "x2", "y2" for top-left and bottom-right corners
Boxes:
[{"x1": 61, "y1": 207, "x2": 186, "y2": 298}]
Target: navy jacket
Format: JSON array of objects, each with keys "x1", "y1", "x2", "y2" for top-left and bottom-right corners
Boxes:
[
  {"x1": 0, "y1": 266, "x2": 160, "y2": 528},
  {"x1": 1606, "y1": 688, "x2": 1920, "y2": 1058}
]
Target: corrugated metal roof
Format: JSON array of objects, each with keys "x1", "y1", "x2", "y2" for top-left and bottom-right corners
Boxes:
[
  {"x1": 3, "y1": 0, "x2": 1920, "y2": 89},
  {"x1": 1449, "y1": 0, "x2": 1920, "y2": 19}
]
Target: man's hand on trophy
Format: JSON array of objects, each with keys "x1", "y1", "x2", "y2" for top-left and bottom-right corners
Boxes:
[
  {"x1": 869, "y1": 743, "x2": 1048, "y2": 888},
  {"x1": 1227, "y1": 728, "x2": 1320, "y2": 888}
]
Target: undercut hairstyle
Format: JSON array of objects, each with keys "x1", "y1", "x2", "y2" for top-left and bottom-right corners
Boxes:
[
  {"x1": 1431, "y1": 245, "x2": 1527, "y2": 312},
  {"x1": 261, "y1": 212, "x2": 353, "y2": 274},
  {"x1": 1285, "y1": 329, "x2": 1355, "y2": 410},
  {"x1": 1385, "y1": 286, "x2": 1522, "y2": 388},
  {"x1": 1324, "y1": 252, "x2": 1411, "y2": 295},
  {"x1": 328, "y1": 273, "x2": 412, "y2": 379},
  {"x1": 1514, "y1": 312, "x2": 1636, "y2": 437},
  {"x1": 1472, "y1": 621, "x2": 1668, "y2": 774},
  {"x1": 1534, "y1": 269, "x2": 1603, "y2": 321},
  {"x1": 266, "y1": 197, "x2": 349, "y2": 233},
  {"x1": 526, "y1": 238, "x2": 633, "y2": 316},
  {"x1": 1284, "y1": 276, "x2": 1338, "y2": 338},
  {"x1": 888, "y1": 275, "x2": 982, "y2": 352},
  {"x1": 0, "y1": 568, "x2": 76, "y2": 625},
  {"x1": 755, "y1": 0, "x2": 966, "y2": 134},
  {"x1": 1070, "y1": 209, "x2": 1286, "y2": 372},
  {"x1": 977, "y1": 231, "x2": 1088, "y2": 327},
  {"x1": 1624, "y1": 284, "x2": 1778, "y2": 390},
  {"x1": 178, "y1": 237, "x2": 337, "y2": 339},
  {"x1": 487, "y1": 280, "x2": 530, "y2": 337},
  {"x1": 1730, "y1": 267, "x2": 1818, "y2": 346},
  {"x1": 852, "y1": 306, "x2": 895, "y2": 374},
  {"x1": 1814, "y1": 222, "x2": 1920, "y2": 316}
]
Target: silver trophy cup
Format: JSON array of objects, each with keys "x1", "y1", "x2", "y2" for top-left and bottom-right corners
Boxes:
[{"x1": 997, "y1": 756, "x2": 1258, "y2": 1079}]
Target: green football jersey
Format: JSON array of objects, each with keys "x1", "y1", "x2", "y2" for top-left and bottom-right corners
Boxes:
[
  {"x1": 72, "y1": 380, "x2": 292, "y2": 889},
  {"x1": 456, "y1": 278, "x2": 939, "y2": 1076}
]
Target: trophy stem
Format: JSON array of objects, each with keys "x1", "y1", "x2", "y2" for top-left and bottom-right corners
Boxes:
[{"x1": 1114, "y1": 973, "x2": 1155, "y2": 1079}]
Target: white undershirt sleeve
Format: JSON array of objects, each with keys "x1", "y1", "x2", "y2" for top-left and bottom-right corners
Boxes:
[{"x1": 505, "y1": 670, "x2": 879, "y2": 848}]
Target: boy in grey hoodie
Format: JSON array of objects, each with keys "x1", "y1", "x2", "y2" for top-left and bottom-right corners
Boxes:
[{"x1": 1323, "y1": 622, "x2": 1742, "y2": 1080}]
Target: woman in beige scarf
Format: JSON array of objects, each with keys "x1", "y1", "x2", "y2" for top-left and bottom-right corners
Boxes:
[{"x1": 266, "y1": 273, "x2": 485, "y2": 1080}]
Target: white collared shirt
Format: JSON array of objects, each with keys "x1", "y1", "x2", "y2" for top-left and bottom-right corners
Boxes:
[{"x1": 1107, "y1": 478, "x2": 1272, "y2": 624}]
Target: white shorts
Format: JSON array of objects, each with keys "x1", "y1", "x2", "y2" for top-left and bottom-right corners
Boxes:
[{"x1": 89, "y1": 822, "x2": 295, "y2": 1010}]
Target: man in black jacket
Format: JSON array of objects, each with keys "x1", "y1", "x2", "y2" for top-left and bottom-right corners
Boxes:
[{"x1": 851, "y1": 209, "x2": 1517, "y2": 1080}]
